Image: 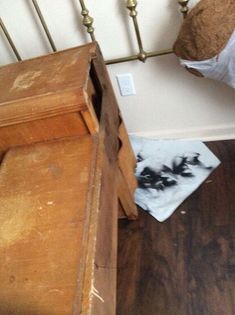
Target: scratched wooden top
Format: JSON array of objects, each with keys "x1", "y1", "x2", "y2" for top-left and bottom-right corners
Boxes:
[
  {"x1": 0, "y1": 43, "x2": 96, "y2": 104},
  {"x1": 0, "y1": 135, "x2": 99, "y2": 314},
  {"x1": 0, "y1": 43, "x2": 97, "y2": 127}
]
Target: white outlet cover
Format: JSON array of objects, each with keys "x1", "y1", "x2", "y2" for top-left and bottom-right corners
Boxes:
[{"x1": 116, "y1": 73, "x2": 136, "y2": 96}]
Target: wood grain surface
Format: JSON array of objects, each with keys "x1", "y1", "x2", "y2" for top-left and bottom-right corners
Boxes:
[
  {"x1": 0, "y1": 136, "x2": 99, "y2": 314},
  {"x1": 118, "y1": 121, "x2": 138, "y2": 220},
  {"x1": 85, "y1": 48, "x2": 121, "y2": 315},
  {"x1": 0, "y1": 44, "x2": 90, "y2": 101},
  {"x1": 117, "y1": 140, "x2": 235, "y2": 315},
  {"x1": 0, "y1": 112, "x2": 89, "y2": 155},
  {"x1": 0, "y1": 42, "x2": 137, "y2": 314}
]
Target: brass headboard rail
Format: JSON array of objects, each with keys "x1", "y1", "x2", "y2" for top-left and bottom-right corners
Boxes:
[
  {"x1": 32, "y1": 0, "x2": 57, "y2": 52},
  {"x1": 106, "y1": 0, "x2": 189, "y2": 64},
  {"x1": 0, "y1": 0, "x2": 189, "y2": 65},
  {"x1": 0, "y1": 18, "x2": 22, "y2": 61}
]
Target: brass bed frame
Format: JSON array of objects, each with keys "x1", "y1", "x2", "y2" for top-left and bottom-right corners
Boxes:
[{"x1": 0, "y1": 0, "x2": 189, "y2": 65}]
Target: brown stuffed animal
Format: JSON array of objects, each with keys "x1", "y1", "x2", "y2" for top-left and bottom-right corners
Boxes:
[{"x1": 173, "y1": 0, "x2": 235, "y2": 63}]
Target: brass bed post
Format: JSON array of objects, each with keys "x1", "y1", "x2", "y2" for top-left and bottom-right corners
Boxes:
[
  {"x1": 31, "y1": 0, "x2": 57, "y2": 52},
  {"x1": 178, "y1": 0, "x2": 190, "y2": 18},
  {"x1": 126, "y1": 0, "x2": 147, "y2": 62},
  {"x1": 0, "y1": 18, "x2": 22, "y2": 61},
  {"x1": 79, "y1": 0, "x2": 96, "y2": 42}
]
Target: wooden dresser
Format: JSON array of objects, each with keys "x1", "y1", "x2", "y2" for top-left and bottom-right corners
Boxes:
[{"x1": 0, "y1": 43, "x2": 137, "y2": 314}]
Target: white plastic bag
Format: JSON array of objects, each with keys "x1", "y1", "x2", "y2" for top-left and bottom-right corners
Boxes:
[{"x1": 180, "y1": 30, "x2": 235, "y2": 89}]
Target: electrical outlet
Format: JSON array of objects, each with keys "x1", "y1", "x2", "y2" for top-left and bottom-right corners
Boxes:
[{"x1": 116, "y1": 73, "x2": 136, "y2": 96}]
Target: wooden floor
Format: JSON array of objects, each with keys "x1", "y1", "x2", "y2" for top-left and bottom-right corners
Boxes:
[{"x1": 117, "y1": 140, "x2": 235, "y2": 315}]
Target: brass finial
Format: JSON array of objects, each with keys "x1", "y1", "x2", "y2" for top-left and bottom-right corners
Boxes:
[
  {"x1": 138, "y1": 52, "x2": 147, "y2": 62},
  {"x1": 79, "y1": 0, "x2": 95, "y2": 41},
  {"x1": 178, "y1": 0, "x2": 189, "y2": 18},
  {"x1": 126, "y1": 0, "x2": 138, "y2": 17},
  {"x1": 126, "y1": 0, "x2": 147, "y2": 62}
]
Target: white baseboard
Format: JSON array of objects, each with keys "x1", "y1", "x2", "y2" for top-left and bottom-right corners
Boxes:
[{"x1": 129, "y1": 124, "x2": 235, "y2": 142}]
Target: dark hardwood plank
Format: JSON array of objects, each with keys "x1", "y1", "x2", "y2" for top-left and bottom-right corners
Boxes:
[{"x1": 117, "y1": 140, "x2": 235, "y2": 315}]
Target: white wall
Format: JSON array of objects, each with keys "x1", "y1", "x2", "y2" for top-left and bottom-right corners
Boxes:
[{"x1": 1, "y1": 0, "x2": 235, "y2": 140}]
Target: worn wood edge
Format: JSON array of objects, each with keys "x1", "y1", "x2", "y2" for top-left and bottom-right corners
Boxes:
[
  {"x1": 118, "y1": 201, "x2": 129, "y2": 219},
  {"x1": 80, "y1": 106, "x2": 99, "y2": 135},
  {"x1": 90, "y1": 45, "x2": 138, "y2": 222},
  {"x1": 117, "y1": 121, "x2": 138, "y2": 220},
  {"x1": 82, "y1": 91, "x2": 99, "y2": 134},
  {"x1": 118, "y1": 122, "x2": 136, "y2": 169},
  {"x1": 74, "y1": 134, "x2": 104, "y2": 315},
  {"x1": 117, "y1": 168, "x2": 138, "y2": 220},
  {"x1": 81, "y1": 47, "x2": 100, "y2": 135},
  {"x1": 81, "y1": 48, "x2": 119, "y2": 313},
  {"x1": 117, "y1": 153, "x2": 137, "y2": 196},
  {"x1": 0, "y1": 89, "x2": 87, "y2": 127}
]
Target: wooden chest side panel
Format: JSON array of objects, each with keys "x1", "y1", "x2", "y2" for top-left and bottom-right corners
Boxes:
[
  {"x1": 0, "y1": 136, "x2": 98, "y2": 314},
  {"x1": 91, "y1": 152, "x2": 118, "y2": 315},
  {"x1": 87, "y1": 49, "x2": 120, "y2": 315}
]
